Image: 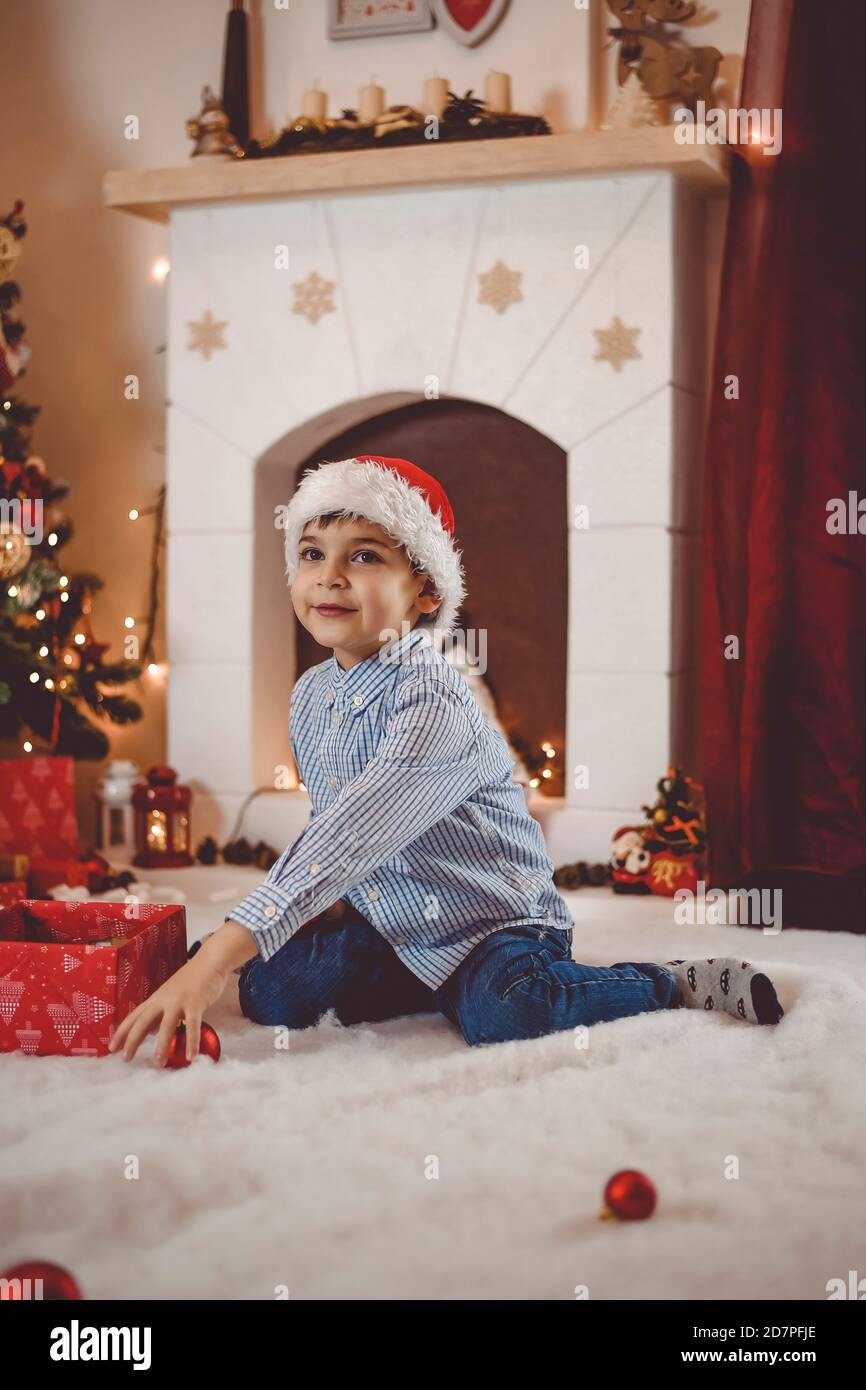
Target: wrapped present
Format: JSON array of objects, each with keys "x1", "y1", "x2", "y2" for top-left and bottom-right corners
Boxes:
[
  {"x1": 27, "y1": 854, "x2": 109, "y2": 898},
  {"x1": 0, "y1": 756, "x2": 79, "y2": 859},
  {"x1": 0, "y1": 899, "x2": 187, "y2": 1057},
  {"x1": 0, "y1": 881, "x2": 28, "y2": 908},
  {"x1": 0, "y1": 853, "x2": 30, "y2": 882}
]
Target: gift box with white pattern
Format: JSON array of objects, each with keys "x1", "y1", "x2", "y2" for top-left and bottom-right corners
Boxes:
[{"x1": 0, "y1": 900, "x2": 186, "y2": 1057}]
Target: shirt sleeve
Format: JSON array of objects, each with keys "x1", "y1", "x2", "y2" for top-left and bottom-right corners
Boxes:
[{"x1": 224, "y1": 675, "x2": 481, "y2": 960}]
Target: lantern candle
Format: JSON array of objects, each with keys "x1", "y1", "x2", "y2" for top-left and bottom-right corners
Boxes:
[{"x1": 132, "y1": 765, "x2": 193, "y2": 869}]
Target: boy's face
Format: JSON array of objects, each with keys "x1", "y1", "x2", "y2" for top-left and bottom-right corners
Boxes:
[{"x1": 293, "y1": 516, "x2": 441, "y2": 668}]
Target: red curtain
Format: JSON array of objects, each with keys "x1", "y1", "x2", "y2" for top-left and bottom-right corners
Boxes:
[{"x1": 700, "y1": 0, "x2": 866, "y2": 928}]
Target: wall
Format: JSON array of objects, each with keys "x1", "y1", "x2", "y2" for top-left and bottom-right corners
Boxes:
[{"x1": 0, "y1": 0, "x2": 751, "y2": 843}]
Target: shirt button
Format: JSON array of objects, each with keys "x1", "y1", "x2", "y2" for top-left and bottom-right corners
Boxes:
[
  {"x1": 352, "y1": 695, "x2": 363, "y2": 707},
  {"x1": 333, "y1": 714, "x2": 341, "y2": 728},
  {"x1": 263, "y1": 904, "x2": 277, "y2": 919},
  {"x1": 328, "y1": 776, "x2": 338, "y2": 788},
  {"x1": 367, "y1": 887, "x2": 379, "y2": 901},
  {"x1": 309, "y1": 862, "x2": 321, "y2": 875},
  {"x1": 326, "y1": 689, "x2": 334, "y2": 704}
]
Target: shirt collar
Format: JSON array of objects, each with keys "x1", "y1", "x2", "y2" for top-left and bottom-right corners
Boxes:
[{"x1": 328, "y1": 626, "x2": 430, "y2": 705}]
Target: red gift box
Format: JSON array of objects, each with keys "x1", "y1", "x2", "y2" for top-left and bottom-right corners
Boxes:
[
  {"x1": 0, "y1": 881, "x2": 27, "y2": 908},
  {"x1": 0, "y1": 899, "x2": 187, "y2": 1057},
  {"x1": 0, "y1": 756, "x2": 79, "y2": 859},
  {"x1": 27, "y1": 854, "x2": 109, "y2": 898}
]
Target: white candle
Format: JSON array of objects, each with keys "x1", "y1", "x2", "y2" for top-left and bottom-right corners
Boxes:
[
  {"x1": 484, "y1": 70, "x2": 511, "y2": 114},
  {"x1": 359, "y1": 81, "x2": 384, "y2": 123},
  {"x1": 423, "y1": 75, "x2": 449, "y2": 120},
  {"x1": 301, "y1": 87, "x2": 327, "y2": 122}
]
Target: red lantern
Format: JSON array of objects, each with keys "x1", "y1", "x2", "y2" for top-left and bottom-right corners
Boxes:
[{"x1": 132, "y1": 765, "x2": 193, "y2": 868}]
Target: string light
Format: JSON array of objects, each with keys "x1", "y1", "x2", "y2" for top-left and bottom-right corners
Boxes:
[
  {"x1": 58, "y1": 575, "x2": 68, "y2": 587},
  {"x1": 147, "y1": 662, "x2": 159, "y2": 675},
  {"x1": 22, "y1": 740, "x2": 32, "y2": 752},
  {"x1": 47, "y1": 532, "x2": 58, "y2": 545},
  {"x1": 38, "y1": 645, "x2": 48, "y2": 656},
  {"x1": 60, "y1": 591, "x2": 69, "y2": 602},
  {"x1": 124, "y1": 616, "x2": 135, "y2": 629},
  {"x1": 63, "y1": 653, "x2": 73, "y2": 665},
  {"x1": 128, "y1": 508, "x2": 140, "y2": 521},
  {"x1": 74, "y1": 632, "x2": 86, "y2": 646},
  {"x1": 8, "y1": 584, "x2": 18, "y2": 597},
  {"x1": 151, "y1": 257, "x2": 171, "y2": 283},
  {"x1": 29, "y1": 672, "x2": 39, "y2": 683},
  {"x1": 35, "y1": 608, "x2": 45, "y2": 620},
  {"x1": 44, "y1": 678, "x2": 54, "y2": 690}
]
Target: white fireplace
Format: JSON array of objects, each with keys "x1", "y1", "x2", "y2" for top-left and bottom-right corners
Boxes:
[{"x1": 105, "y1": 131, "x2": 727, "y2": 862}]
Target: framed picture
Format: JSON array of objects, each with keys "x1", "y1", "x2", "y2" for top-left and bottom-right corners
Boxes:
[{"x1": 328, "y1": 0, "x2": 434, "y2": 40}]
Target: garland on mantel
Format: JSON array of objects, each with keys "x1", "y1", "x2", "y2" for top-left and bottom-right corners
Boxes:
[{"x1": 243, "y1": 90, "x2": 550, "y2": 160}]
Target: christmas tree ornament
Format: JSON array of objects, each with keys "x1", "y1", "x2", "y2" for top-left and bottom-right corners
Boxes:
[
  {"x1": 0, "y1": 1259, "x2": 82, "y2": 1299},
  {"x1": 600, "y1": 1169, "x2": 657, "y2": 1221},
  {"x1": 186, "y1": 84, "x2": 243, "y2": 160},
  {"x1": 165, "y1": 1020, "x2": 221, "y2": 1068},
  {"x1": 0, "y1": 223, "x2": 22, "y2": 284},
  {"x1": 0, "y1": 521, "x2": 31, "y2": 577}
]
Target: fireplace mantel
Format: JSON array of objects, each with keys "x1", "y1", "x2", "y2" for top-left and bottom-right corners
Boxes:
[{"x1": 103, "y1": 127, "x2": 728, "y2": 223}]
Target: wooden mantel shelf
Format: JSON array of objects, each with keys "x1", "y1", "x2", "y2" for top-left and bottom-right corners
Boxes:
[{"x1": 103, "y1": 127, "x2": 729, "y2": 223}]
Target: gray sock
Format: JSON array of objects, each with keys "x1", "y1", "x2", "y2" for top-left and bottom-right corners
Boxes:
[{"x1": 666, "y1": 956, "x2": 784, "y2": 1025}]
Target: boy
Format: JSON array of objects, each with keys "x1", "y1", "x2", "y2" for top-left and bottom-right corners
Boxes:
[{"x1": 110, "y1": 455, "x2": 784, "y2": 1067}]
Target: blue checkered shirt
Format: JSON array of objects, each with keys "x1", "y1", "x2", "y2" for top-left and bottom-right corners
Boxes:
[{"x1": 226, "y1": 625, "x2": 575, "y2": 989}]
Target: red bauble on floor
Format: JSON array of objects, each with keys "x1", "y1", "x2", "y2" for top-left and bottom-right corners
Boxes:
[{"x1": 165, "y1": 1020, "x2": 221, "y2": 1068}]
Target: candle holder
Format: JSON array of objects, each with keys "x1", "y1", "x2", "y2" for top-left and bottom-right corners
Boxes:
[{"x1": 132, "y1": 766, "x2": 193, "y2": 869}]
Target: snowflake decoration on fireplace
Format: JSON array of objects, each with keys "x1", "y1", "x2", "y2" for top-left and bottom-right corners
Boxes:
[
  {"x1": 291, "y1": 270, "x2": 336, "y2": 325},
  {"x1": 592, "y1": 315, "x2": 642, "y2": 372},
  {"x1": 187, "y1": 309, "x2": 228, "y2": 361},
  {"x1": 477, "y1": 260, "x2": 523, "y2": 315}
]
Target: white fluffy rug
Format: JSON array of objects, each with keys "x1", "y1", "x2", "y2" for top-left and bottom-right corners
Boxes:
[{"x1": 3, "y1": 869, "x2": 866, "y2": 1300}]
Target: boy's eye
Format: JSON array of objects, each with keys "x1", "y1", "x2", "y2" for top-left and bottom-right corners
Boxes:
[{"x1": 299, "y1": 547, "x2": 381, "y2": 563}]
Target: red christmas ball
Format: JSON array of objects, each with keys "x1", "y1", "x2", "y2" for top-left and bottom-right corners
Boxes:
[
  {"x1": 601, "y1": 1169, "x2": 657, "y2": 1221},
  {"x1": 0, "y1": 1259, "x2": 82, "y2": 1300},
  {"x1": 165, "y1": 1020, "x2": 221, "y2": 1068}
]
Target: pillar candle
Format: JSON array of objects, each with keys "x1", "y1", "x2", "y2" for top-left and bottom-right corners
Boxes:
[
  {"x1": 301, "y1": 88, "x2": 327, "y2": 122},
  {"x1": 484, "y1": 71, "x2": 511, "y2": 114},
  {"x1": 423, "y1": 75, "x2": 449, "y2": 120},
  {"x1": 359, "y1": 82, "x2": 385, "y2": 123}
]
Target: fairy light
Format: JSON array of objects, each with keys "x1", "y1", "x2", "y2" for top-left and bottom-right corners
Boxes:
[
  {"x1": 128, "y1": 508, "x2": 140, "y2": 521},
  {"x1": 147, "y1": 662, "x2": 159, "y2": 675},
  {"x1": 124, "y1": 616, "x2": 135, "y2": 629},
  {"x1": 63, "y1": 653, "x2": 73, "y2": 665},
  {"x1": 74, "y1": 632, "x2": 86, "y2": 645},
  {"x1": 151, "y1": 257, "x2": 170, "y2": 283},
  {"x1": 48, "y1": 532, "x2": 58, "y2": 546},
  {"x1": 529, "y1": 777, "x2": 540, "y2": 788},
  {"x1": 7, "y1": 584, "x2": 18, "y2": 597},
  {"x1": 44, "y1": 678, "x2": 54, "y2": 690},
  {"x1": 35, "y1": 607, "x2": 45, "y2": 620},
  {"x1": 60, "y1": 591, "x2": 69, "y2": 602},
  {"x1": 38, "y1": 645, "x2": 48, "y2": 656},
  {"x1": 22, "y1": 740, "x2": 32, "y2": 752},
  {"x1": 29, "y1": 671, "x2": 39, "y2": 683},
  {"x1": 58, "y1": 575, "x2": 68, "y2": 587}
]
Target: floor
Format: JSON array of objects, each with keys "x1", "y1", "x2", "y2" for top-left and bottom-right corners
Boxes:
[{"x1": 3, "y1": 865, "x2": 865, "y2": 1300}]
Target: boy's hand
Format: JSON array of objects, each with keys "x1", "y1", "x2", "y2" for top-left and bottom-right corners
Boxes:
[{"x1": 107, "y1": 953, "x2": 229, "y2": 1067}]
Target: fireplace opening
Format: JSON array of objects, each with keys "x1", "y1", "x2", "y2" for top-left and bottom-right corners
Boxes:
[{"x1": 254, "y1": 394, "x2": 567, "y2": 798}]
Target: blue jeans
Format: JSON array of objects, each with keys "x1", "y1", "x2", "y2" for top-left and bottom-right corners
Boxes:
[{"x1": 237, "y1": 904, "x2": 683, "y2": 1047}]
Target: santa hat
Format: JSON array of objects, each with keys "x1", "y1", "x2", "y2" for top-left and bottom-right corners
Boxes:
[{"x1": 282, "y1": 454, "x2": 466, "y2": 634}]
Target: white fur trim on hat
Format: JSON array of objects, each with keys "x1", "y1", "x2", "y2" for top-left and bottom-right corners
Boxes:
[{"x1": 282, "y1": 457, "x2": 466, "y2": 635}]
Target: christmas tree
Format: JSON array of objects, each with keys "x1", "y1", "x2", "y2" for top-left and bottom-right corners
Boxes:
[{"x1": 0, "y1": 201, "x2": 143, "y2": 759}]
